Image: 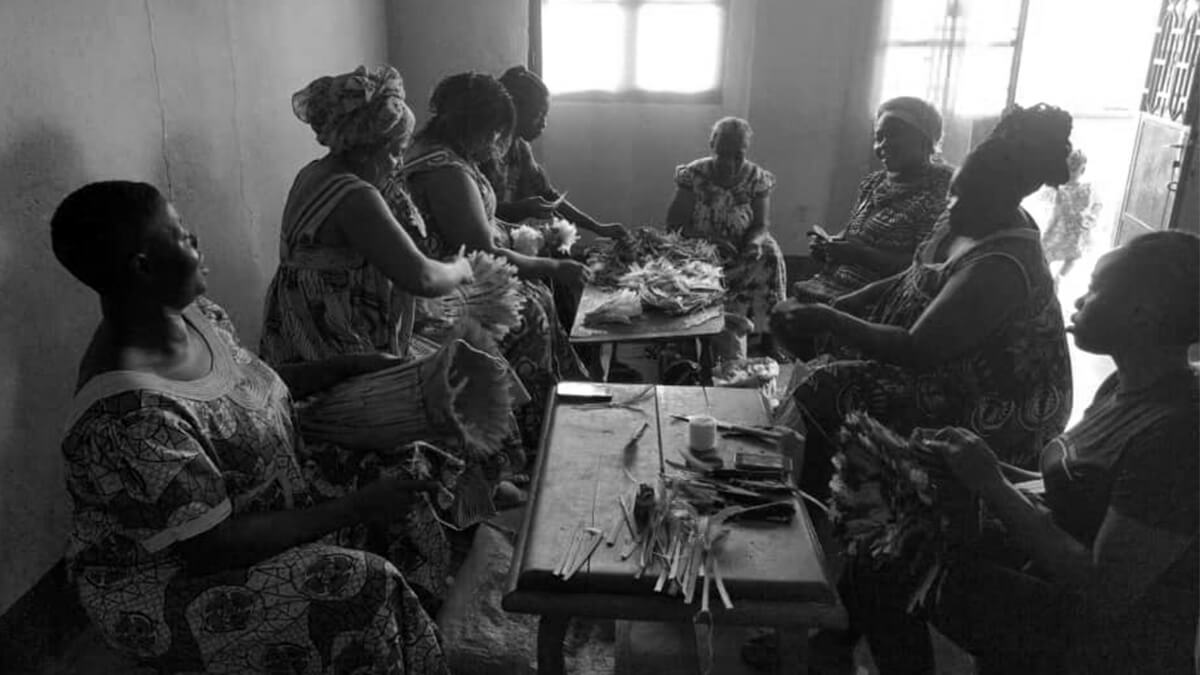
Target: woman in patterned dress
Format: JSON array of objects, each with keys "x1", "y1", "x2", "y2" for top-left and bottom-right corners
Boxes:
[
  {"x1": 794, "y1": 96, "x2": 953, "y2": 304},
  {"x1": 667, "y1": 117, "x2": 786, "y2": 338},
  {"x1": 259, "y1": 66, "x2": 484, "y2": 602},
  {"x1": 771, "y1": 104, "x2": 1076, "y2": 499},
  {"x1": 395, "y1": 72, "x2": 590, "y2": 456},
  {"x1": 840, "y1": 231, "x2": 1199, "y2": 674},
  {"x1": 260, "y1": 65, "x2": 472, "y2": 366},
  {"x1": 488, "y1": 65, "x2": 627, "y2": 333},
  {"x1": 53, "y1": 181, "x2": 447, "y2": 674},
  {"x1": 1039, "y1": 148, "x2": 1101, "y2": 281}
]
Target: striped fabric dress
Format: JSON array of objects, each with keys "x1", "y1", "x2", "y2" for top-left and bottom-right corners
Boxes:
[{"x1": 260, "y1": 161, "x2": 415, "y2": 366}]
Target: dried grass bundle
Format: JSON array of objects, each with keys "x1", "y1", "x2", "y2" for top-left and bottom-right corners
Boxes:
[
  {"x1": 297, "y1": 338, "x2": 513, "y2": 460},
  {"x1": 510, "y1": 224, "x2": 544, "y2": 256},
  {"x1": 830, "y1": 413, "x2": 977, "y2": 610},
  {"x1": 414, "y1": 252, "x2": 523, "y2": 350},
  {"x1": 542, "y1": 218, "x2": 579, "y2": 255}
]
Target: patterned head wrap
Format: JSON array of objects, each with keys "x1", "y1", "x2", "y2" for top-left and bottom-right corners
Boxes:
[
  {"x1": 293, "y1": 65, "x2": 415, "y2": 153},
  {"x1": 876, "y1": 96, "x2": 943, "y2": 146}
]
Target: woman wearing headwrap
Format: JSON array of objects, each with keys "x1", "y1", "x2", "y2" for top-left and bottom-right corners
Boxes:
[
  {"x1": 261, "y1": 65, "x2": 472, "y2": 366},
  {"x1": 260, "y1": 65, "x2": 477, "y2": 606},
  {"x1": 793, "y1": 96, "x2": 954, "y2": 304},
  {"x1": 772, "y1": 103, "x2": 1075, "y2": 496},
  {"x1": 395, "y1": 71, "x2": 590, "y2": 458},
  {"x1": 837, "y1": 231, "x2": 1199, "y2": 674},
  {"x1": 666, "y1": 116, "x2": 787, "y2": 341}
]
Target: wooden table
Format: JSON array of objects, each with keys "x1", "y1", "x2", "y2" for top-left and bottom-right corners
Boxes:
[
  {"x1": 569, "y1": 284, "x2": 726, "y2": 383},
  {"x1": 503, "y1": 384, "x2": 845, "y2": 674}
]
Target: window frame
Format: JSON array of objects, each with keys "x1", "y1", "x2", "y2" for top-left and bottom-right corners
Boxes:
[
  {"x1": 877, "y1": 0, "x2": 1030, "y2": 116},
  {"x1": 530, "y1": 0, "x2": 729, "y2": 104}
]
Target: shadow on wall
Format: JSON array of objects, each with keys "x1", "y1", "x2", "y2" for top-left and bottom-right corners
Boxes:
[
  {"x1": 0, "y1": 122, "x2": 96, "y2": 599},
  {"x1": 168, "y1": 128, "x2": 266, "y2": 346}
]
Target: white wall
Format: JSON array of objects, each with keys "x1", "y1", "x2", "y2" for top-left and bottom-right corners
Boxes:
[
  {"x1": 389, "y1": 0, "x2": 531, "y2": 117},
  {"x1": 0, "y1": 0, "x2": 388, "y2": 614}
]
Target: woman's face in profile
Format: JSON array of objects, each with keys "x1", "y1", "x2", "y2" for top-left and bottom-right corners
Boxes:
[{"x1": 874, "y1": 115, "x2": 928, "y2": 176}]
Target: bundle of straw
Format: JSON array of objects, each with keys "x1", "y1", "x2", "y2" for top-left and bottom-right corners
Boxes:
[
  {"x1": 414, "y1": 251, "x2": 523, "y2": 350},
  {"x1": 510, "y1": 224, "x2": 544, "y2": 256},
  {"x1": 541, "y1": 218, "x2": 579, "y2": 255},
  {"x1": 829, "y1": 413, "x2": 977, "y2": 610},
  {"x1": 297, "y1": 338, "x2": 513, "y2": 459}
]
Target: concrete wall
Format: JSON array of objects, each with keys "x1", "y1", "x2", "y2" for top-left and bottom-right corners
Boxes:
[
  {"x1": 389, "y1": 0, "x2": 531, "y2": 117},
  {"x1": 0, "y1": 0, "x2": 387, "y2": 614}
]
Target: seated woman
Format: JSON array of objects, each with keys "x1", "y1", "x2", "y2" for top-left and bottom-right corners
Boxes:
[
  {"x1": 261, "y1": 65, "x2": 488, "y2": 594},
  {"x1": 667, "y1": 117, "x2": 786, "y2": 343},
  {"x1": 396, "y1": 71, "x2": 590, "y2": 453},
  {"x1": 794, "y1": 96, "x2": 953, "y2": 304},
  {"x1": 260, "y1": 65, "x2": 472, "y2": 366},
  {"x1": 771, "y1": 104, "x2": 1075, "y2": 497},
  {"x1": 491, "y1": 64, "x2": 626, "y2": 331},
  {"x1": 491, "y1": 65, "x2": 625, "y2": 239},
  {"x1": 841, "y1": 231, "x2": 1199, "y2": 674},
  {"x1": 52, "y1": 181, "x2": 447, "y2": 674}
]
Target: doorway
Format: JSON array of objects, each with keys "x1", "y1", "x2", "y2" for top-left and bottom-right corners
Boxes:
[{"x1": 1015, "y1": 0, "x2": 1173, "y2": 423}]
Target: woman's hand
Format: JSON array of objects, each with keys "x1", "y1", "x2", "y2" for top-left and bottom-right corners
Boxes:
[
  {"x1": 930, "y1": 427, "x2": 1006, "y2": 495},
  {"x1": 447, "y1": 245, "x2": 475, "y2": 285},
  {"x1": 589, "y1": 222, "x2": 629, "y2": 240},
  {"x1": 818, "y1": 238, "x2": 866, "y2": 265},
  {"x1": 354, "y1": 476, "x2": 440, "y2": 523},
  {"x1": 515, "y1": 196, "x2": 560, "y2": 220},
  {"x1": 550, "y1": 258, "x2": 594, "y2": 287},
  {"x1": 768, "y1": 299, "x2": 837, "y2": 345}
]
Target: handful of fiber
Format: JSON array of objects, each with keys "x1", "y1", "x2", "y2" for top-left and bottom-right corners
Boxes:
[
  {"x1": 414, "y1": 251, "x2": 523, "y2": 350},
  {"x1": 829, "y1": 413, "x2": 978, "y2": 611},
  {"x1": 297, "y1": 338, "x2": 513, "y2": 460}
]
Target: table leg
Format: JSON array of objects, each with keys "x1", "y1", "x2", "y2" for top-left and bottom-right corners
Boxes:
[
  {"x1": 776, "y1": 627, "x2": 808, "y2": 674},
  {"x1": 537, "y1": 614, "x2": 570, "y2": 675},
  {"x1": 697, "y1": 337, "x2": 714, "y2": 385},
  {"x1": 600, "y1": 343, "x2": 616, "y2": 383}
]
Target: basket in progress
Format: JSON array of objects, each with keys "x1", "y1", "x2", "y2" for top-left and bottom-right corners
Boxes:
[{"x1": 297, "y1": 338, "x2": 512, "y2": 459}]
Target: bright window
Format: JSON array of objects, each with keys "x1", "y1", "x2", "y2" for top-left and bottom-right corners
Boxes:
[
  {"x1": 541, "y1": 0, "x2": 726, "y2": 99},
  {"x1": 876, "y1": 0, "x2": 1027, "y2": 163}
]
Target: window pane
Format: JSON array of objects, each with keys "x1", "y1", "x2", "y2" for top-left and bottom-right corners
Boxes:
[
  {"x1": 543, "y1": 2, "x2": 626, "y2": 93},
  {"x1": 634, "y1": 4, "x2": 723, "y2": 93},
  {"x1": 961, "y1": 0, "x2": 1022, "y2": 44},
  {"x1": 884, "y1": 0, "x2": 953, "y2": 43},
  {"x1": 878, "y1": 46, "x2": 945, "y2": 106},
  {"x1": 952, "y1": 46, "x2": 1014, "y2": 117}
]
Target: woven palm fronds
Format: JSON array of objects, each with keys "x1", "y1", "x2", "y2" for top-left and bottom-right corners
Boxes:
[
  {"x1": 829, "y1": 413, "x2": 977, "y2": 611},
  {"x1": 588, "y1": 226, "x2": 722, "y2": 288},
  {"x1": 414, "y1": 251, "x2": 523, "y2": 350},
  {"x1": 297, "y1": 338, "x2": 513, "y2": 460}
]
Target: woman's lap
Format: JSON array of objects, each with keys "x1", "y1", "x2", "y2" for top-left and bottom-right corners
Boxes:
[{"x1": 80, "y1": 542, "x2": 447, "y2": 674}]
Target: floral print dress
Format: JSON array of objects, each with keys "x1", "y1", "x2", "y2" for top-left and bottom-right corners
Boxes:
[
  {"x1": 259, "y1": 163, "x2": 487, "y2": 604},
  {"x1": 395, "y1": 144, "x2": 588, "y2": 457},
  {"x1": 781, "y1": 213, "x2": 1072, "y2": 492},
  {"x1": 794, "y1": 164, "x2": 953, "y2": 302},
  {"x1": 62, "y1": 298, "x2": 446, "y2": 675},
  {"x1": 674, "y1": 158, "x2": 786, "y2": 333}
]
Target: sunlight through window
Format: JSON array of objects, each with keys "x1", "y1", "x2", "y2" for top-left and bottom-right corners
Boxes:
[
  {"x1": 543, "y1": 2, "x2": 625, "y2": 94},
  {"x1": 542, "y1": 0, "x2": 726, "y2": 98},
  {"x1": 635, "y1": 4, "x2": 723, "y2": 92}
]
